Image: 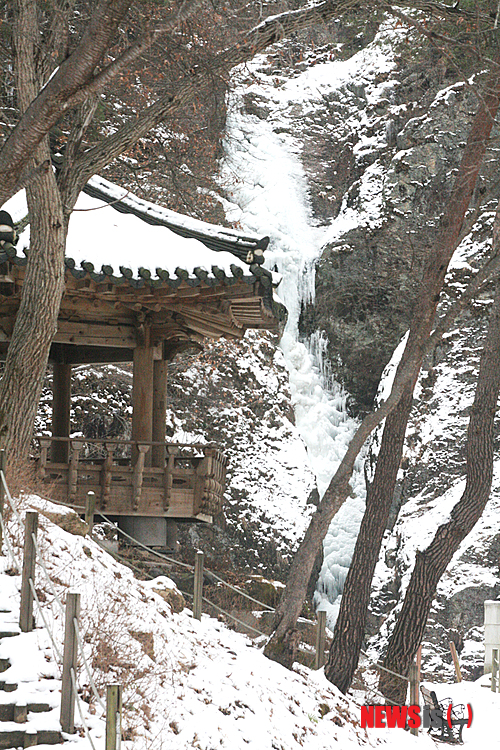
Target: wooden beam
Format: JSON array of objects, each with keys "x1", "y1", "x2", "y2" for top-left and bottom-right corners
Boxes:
[
  {"x1": 49, "y1": 343, "x2": 134, "y2": 365},
  {"x1": 173, "y1": 306, "x2": 244, "y2": 338},
  {"x1": 52, "y1": 363, "x2": 71, "y2": 463},
  {"x1": 53, "y1": 320, "x2": 136, "y2": 348}
]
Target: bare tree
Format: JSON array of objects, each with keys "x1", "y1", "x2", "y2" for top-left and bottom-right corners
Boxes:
[
  {"x1": 264, "y1": 61, "x2": 500, "y2": 670},
  {"x1": 379, "y1": 253, "x2": 500, "y2": 704},
  {"x1": 0, "y1": 0, "x2": 376, "y2": 463}
]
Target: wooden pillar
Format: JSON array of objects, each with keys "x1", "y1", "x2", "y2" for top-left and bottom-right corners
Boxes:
[
  {"x1": 409, "y1": 661, "x2": 420, "y2": 736},
  {"x1": 152, "y1": 358, "x2": 168, "y2": 468},
  {"x1": 0, "y1": 449, "x2": 5, "y2": 555},
  {"x1": 314, "y1": 610, "x2": 327, "y2": 670},
  {"x1": 132, "y1": 343, "x2": 154, "y2": 466},
  {"x1": 449, "y1": 641, "x2": 462, "y2": 682},
  {"x1": 52, "y1": 363, "x2": 71, "y2": 463},
  {"x1": 85, "y1": 491, "x2": 96, "y2": 537},
  {"x1": 193, "y1": 550, "x2": 204, "y2": 621},
  {"x1": 106, "y1": 684, "x2": 122, "y2": 750}
]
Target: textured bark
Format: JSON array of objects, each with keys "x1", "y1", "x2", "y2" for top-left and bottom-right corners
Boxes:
[
  {"x1": 0, "y1": 0, "x2": 68, "y2": 462},
  {"x1": 324, "y1": 66, "x2": 500, "y2": 693},
  {"x1": 0, "y1": 3, "x2": 496, "y2": 471},
  {"x1": 0, "y1": 175, "x2": 68, "y2": 463},
  {"x1": 265, "y1": 65, "x2": 500, "y2": 671},
  {"x1": 380, "y1": 277, "x2": 500, "y2": 705},
  {"x1": 324, "y1": 385, "x2": 414, "y2": 692}
]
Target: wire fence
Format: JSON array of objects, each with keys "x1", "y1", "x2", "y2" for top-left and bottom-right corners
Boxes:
[
  {"x1": 0, "y1": 467, "x2": 280, "y2": 746},
  {"x1": 97, "y1": 512, "x2": 275, "y2": 637},
  {"x1": 98, "y1": 511, "x2": 277, "y2": 613},
  {"x1": 0, "y1": 461, "x2": 413, "y2": 738},
  {"x1": 351, "y1": 649, "x2": 412, "y2": 707},
  {"x1": 94, "y1": 514, "x2": 326, "y2": 672}
]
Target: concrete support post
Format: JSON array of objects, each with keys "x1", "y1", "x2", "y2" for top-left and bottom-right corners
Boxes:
[{"x1": 484, "y1": 600, "x2": 500, "y2": 674}]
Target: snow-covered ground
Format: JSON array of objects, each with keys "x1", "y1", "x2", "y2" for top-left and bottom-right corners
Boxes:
[{"x1": 1, "y1": 492, "x2": 499, "y2": 749}]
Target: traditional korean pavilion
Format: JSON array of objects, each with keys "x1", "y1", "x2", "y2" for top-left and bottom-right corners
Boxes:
[{"x1": 0, "y1": 178, "x2": 282, "y2": 546}]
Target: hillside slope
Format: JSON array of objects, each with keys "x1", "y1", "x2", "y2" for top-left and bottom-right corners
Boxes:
[{"x1": 0, "y1": 492, "x2": 427, "y2": 750}]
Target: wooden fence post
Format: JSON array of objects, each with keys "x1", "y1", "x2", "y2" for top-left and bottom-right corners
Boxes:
[
  {"x1": 193, "y1": 550, "x2": 204, "y2": 621},
  {"x1": 19, "y1": 512, "x2": 38, "y2": 633},
  {"x1": 60, "y1": 593, "x2": 81, "y2": 734},
  {"x1": 85, "y1": 491, "x2": 96, "y2": 537},
  {"x1": 106, "y1": 684, "x2": 122, "y2": 750},
  {"x1": 449, "y1": 641, "x2": 463, "y2": 682},
  {"x1": 0, "y1": 449, "x2": 5, "y2": 555},
  {"x1": 409, "y1": 662, "x2": 420, "y2": 736},
  {"x1": 491, "y1": 648, "x2": 499, "y2": 693},
  {"x1": 314, "y1": 610, "x2": 327, "y2": 670}
]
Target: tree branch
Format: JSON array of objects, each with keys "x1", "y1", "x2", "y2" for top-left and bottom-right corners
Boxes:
[
  {"x1": 70, "y1": 0, "x2": 365, "y2": 187},
  {"x1": 0, "y1": 0, "x2": 131, "y2": 204},
  {"x1": 61, "y1": 0, "x2": 205, "y2": 111},
  {"x1": 37, "y1": 0, "x2": 77, "y2": 84},
  {"x1": 1, "y1": 0, "x2": 493, "y2": 207}
]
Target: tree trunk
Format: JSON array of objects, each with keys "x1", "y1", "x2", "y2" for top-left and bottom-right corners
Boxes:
[
  {"x1": 1, "y1": 0, "x2": 366, "y2": 465},
  {"x1": 265, "y1": 67, "x2": 500, "y2": 671},
  {"x1": 324, "y1": 384, "x2": 413, "y2": 692},
  {"x1": 324, "y1": 70, "x2": 500, "y2": 693},
  {"x1": 0, "y1": 0, "x2": 69, "y2": 463},
  {"x1": 380, "y1": 276, "x2": 500, "y2": 705},
  {"x1": 0, "y1": 0, "x2": 365, "y2": 207},
  {"x1": 0, "y1": 168, "x2": 67, "y2": 463}
]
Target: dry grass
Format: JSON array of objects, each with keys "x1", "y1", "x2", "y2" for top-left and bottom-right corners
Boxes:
[
  {"x1": 3, "y1": 456, "x2": 59, "y2": 507},
  {"x1": 81, "y1": 589, "x2": 170, "y2": 741},
  {"x1": 39, "y1": 510, "x2": 89, "y2": 536}
]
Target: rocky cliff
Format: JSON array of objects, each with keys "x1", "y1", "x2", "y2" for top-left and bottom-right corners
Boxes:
[{"x1": 34, "y1": 11, "x2": 500, "y2": 684}]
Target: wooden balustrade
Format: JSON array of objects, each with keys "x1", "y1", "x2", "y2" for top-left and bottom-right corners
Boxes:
[{"x1": 32, "y1": 436, "x2": 227, "y2": 521}]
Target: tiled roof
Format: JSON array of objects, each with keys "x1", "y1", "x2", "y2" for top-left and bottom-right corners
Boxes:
[{"x1": 0, "y1": 243, "x2": 274, "y2": 290}]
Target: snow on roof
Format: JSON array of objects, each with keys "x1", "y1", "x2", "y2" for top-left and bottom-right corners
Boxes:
[
  {"x1": 85, "y1": 174, "x2": 269, "y2": 263},
  {"x1": 4, "y1": 190, "x2": 253, "y2": 281}
]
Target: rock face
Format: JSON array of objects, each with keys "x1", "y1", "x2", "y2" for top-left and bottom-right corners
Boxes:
[
  {"x1": 33, "y1": 13, "x2": 500, "y2": 684},
  {"x1": 165, "y1": 331, "x2": 316, "y2": 577},
  {"x1": 300, "y1": 57, "x2": 486, "y2": 413},
  {"x1": 365, "y1": 207, "x2": 500, "y2": 681},
  {"x1": 242, "y1": 19, "x2": 500, "y2": 680}
]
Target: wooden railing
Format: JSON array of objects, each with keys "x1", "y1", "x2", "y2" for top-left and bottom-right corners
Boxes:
[{"x1": 31, "y1": 436, "x2": 227, "y2": 520}]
